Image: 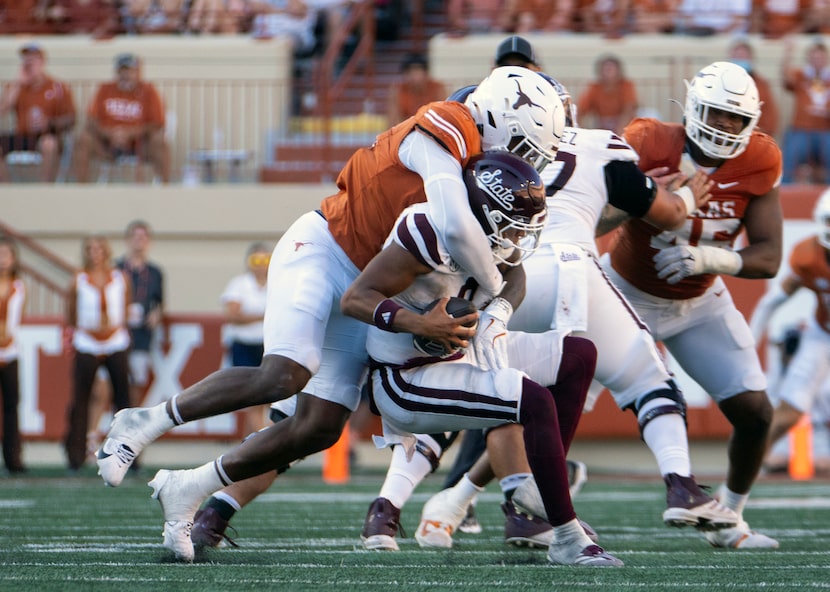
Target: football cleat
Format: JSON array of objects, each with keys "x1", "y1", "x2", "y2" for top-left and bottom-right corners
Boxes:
[
  {"x1": 548, "y1": 542, "x2": 624, "y2": 567},
  {"x1": 704, "y1": 520, "x2": 779, "y2": 549},
  {"x1": 458, "y1": 504, "x2": 482, "y2": 534},
  {"x1": 567, "y1": 459, "x2": 588, "y2": 498},
  {"x1": 415, "y1": 487, "x2": 469, "y2": 548},
  {"x1": 191, "y1": 507, "x2": 238, "y2": 549},
  {"x1": 662, "y1": 473, "x2": 739, "y2": 531},
  {"x1": 361, "y1": 497, "x2": 402, "y2": 551},
  {"x1": 149, "y1": 469, "x2": 207, "y2": 562},
  {"x1": 96, "y1": 407, "x2": 165, "y2": 487},
  {"x1": 503, "y1": 500, "x2": 552, "y2": 548},
  {"x1": 503, "y1": 500, "x2": 598, "y2": 548}
]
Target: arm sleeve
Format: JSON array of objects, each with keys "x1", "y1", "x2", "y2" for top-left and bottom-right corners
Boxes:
[
  {"x1": 398, "y1": 131, "x2": 503, "y2": 300},
  {"x1": 604, "y1": 159, "x2": 656, "y2": 218}
]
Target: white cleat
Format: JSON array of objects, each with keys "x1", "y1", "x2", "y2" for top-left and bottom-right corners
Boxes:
[
  {"x1": 149, "y1": 469, "x2": 206, "y2": 562},
  {"x1": 512, "y1": 475, "x2": 546, "y2": 518},
  {"x1": 704, "y1": 520, "x2": 779, "y2": 549},
  {"x1": 96, "y1": 408, "x2": 164, "y2": 487},
  {"x1": 547, "y1": 542, "x2": 624, "y2": 567},
  {"x1": 567, "y1": 460, "x2": 588, "y2": 498},
  {"x1": 415, "y1": 488, "x2": 469, "y2": 549}
]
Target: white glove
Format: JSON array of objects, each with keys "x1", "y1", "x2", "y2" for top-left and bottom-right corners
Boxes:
[
  {"x1": 654, "y1": 245, "x2": 742, "y2": 285},
  {"x1": 472, "y1": 297, "x2": 513, "y2": 370}
]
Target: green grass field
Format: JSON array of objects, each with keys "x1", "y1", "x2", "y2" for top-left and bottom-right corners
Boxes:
[{"x1": 1, "y1": 465, "x2": 828, "y2": 592}]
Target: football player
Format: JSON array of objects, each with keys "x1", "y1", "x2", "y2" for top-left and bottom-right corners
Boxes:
[
  {"x1": 750, "y1": 188, "x2": 830, "y2": 472},
  {"x1": 601, "y1": 61, "x2": 782, "y2": 549},
  {"x1": 340, "y1": 150, "x2": 623, "y2": 567},
  {"x1": 94, "y1": 66, "x2": 566, "y2": 561},
  {"x1": 371, "y1": 75, "x2": 741, "y2": 551}
]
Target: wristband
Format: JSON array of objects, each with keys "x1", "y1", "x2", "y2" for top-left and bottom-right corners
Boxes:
[
  {"x1": 484, "y1": 297, "x2": 514, "y2": 324},
  {"x1": 373, "y1": 299, "x2": 403, "y2": 332},
  {"x1": 674, "y1": 185, "x2": 697, "y2": 217}
]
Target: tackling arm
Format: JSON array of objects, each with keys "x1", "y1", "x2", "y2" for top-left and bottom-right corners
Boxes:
[{"x1": 400, "y1": 131, "x2": 504, "y2": 304}]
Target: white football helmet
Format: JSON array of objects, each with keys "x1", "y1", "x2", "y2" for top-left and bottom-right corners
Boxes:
[
  {"x1": 684, "y1": 61, "x2": 761, "y2": 160},
  {"x1": 539, "y1": 73, "x2": 578, "y2": 128},
  {"x1": 466, "y1": 66, "x2": 565, "y2": 172},
  {"x1": 814, "y1": 188, "x2": 830, "y2": 249}
]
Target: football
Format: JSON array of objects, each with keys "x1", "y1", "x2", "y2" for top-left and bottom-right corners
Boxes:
[{"x1": 413, "y1": 296, "x2": 478, "y2": 357}]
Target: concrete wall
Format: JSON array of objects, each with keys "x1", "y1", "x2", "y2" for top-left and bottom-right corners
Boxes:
[{"x1": 3, "y1": 183, "x2": 335, "y2": 313}]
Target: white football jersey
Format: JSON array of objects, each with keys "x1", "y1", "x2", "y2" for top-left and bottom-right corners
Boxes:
[
  {"x1": 540, "y1": 127, "x2": 639, "y2": 254},
  {"x1": 367, "y1": 203, "x2": 475, "y2": 366}
]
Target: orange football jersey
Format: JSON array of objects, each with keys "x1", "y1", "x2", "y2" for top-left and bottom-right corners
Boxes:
[
  {"x1": 612, "y1": 118, "x2": 782, "y2": 299},
  {"x1": 321, "y1": 101, "x2": 481, "y2": 270},
  {"x1": 790, "y1": 236, "x2": 830, "y2": 332}
]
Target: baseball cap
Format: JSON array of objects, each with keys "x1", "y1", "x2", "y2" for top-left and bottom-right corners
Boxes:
[
  {"x1": 19, "y1": 43, "x2": 45, "y2": 58},
  {"x1": 115, "y1": 52, "x2": 140, "y2": 70},
  {"x1": 495, "y1": 36, "x2": 536, "y2": 67}
]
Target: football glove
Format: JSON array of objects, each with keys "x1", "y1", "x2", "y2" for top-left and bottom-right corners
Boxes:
[
  {"x1": 654, "y1": 245, "x2": 742, "y2": 285},
  {"x1": 472, "y1": 297, "x2": 513, "y2": 370}
]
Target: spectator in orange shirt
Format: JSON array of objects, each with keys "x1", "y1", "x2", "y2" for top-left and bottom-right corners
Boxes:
[
  {"x1": 0, "y1": 43, "x2": 76, "y2": 183},
  {"x1": 576, "y1": 54, "x2": 638, "y2": 135},
  {"x1": 781, "y1": 37, "x2": 830, "y2": 183},
  {"x1": 728, "y1": 36, "x2": 780, "y2": 137},
  {"x1": 505, "y1": 0, "x2": 577, "y2": 32},
  {"x1": 750, "y1": 0, "x2": 809, "y2": 38},
  {"x1": 73, "y1": 53, "x2": 170, "y2": 183},
  {"x1": 386, "y1": 53, "x2": 446, "y2": 126},
  {"x1": 630, "y1": 0, "x2": 678, "y2": 33}
]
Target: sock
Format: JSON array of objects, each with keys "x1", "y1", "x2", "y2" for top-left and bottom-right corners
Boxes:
[
  {"x1": 147, "y1": 402, "x2": 176, "y2": 439},
  {"x1": 719, "y1": 485, "x2": 748, "y2": 520},
  {"x1": 378, "y1": 443, "x2": 434, "y2": 509},
  {"x1": 499, "y1": 473, "x2": 532, "y2": 500},
  {"x1": 519, "y1": 377, "x2": 574, "y2": 527},
  {"x1": 208, "y1": 492, "x2": 241, "y2": 521},
  {"x1": 166, "y1": 394, "x2": 185, "y2": 425},
  {"x1": 639, "y1": 406, "x2": 692, "y2": 476},
  {"x1": 447, "y1": 473, "x2": 484, "y2": 508},
  {"x1": 546, "y1": 336, "x2": 595, "y2": 453},
  {"x1": 552, "y1": 517, "x2": 592, "y2": 547}
]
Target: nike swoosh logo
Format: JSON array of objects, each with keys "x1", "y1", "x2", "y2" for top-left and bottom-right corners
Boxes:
[{"x1": 717, "y1": 181, "x2": 739, "y2": 189}]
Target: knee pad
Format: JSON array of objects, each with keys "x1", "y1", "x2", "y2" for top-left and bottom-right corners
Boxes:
[{"x1": 628, "y1": 380, "x2": 688, "y2": 436}]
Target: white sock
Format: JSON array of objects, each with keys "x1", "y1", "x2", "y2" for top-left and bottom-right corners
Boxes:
[
  {"x1": 447, "y1": 473, "x2": 484, "y2": 508},
  {"x1": 639, "y1": 404, "x2": 692, "y2": 476},
  {"x1": 499, "y1": 472, "x2": 532, "y2": 498},
  {"x1": 147, "y1": 403, "x2": 176, "y2": 439},
  {"x1": 718, "y1": 485, "x2": 748, "y2": 520},
  {"x1": 552, "y1": 517, "x2": 592, "y2": 545},
  {"x1": 378, "y1": 443, "x2": 433, "y2": 509}
]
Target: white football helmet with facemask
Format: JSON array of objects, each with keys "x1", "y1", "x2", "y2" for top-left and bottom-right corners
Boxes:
[
  {"x1": 683, "y1": 61, "x2": 761, "y2": 160},
  {"x1": 814, "y1": 187, "x2": 830, "y2": 249},
  {"x1": 466, "y1": 66, "x2": 565, "y2": 172}
]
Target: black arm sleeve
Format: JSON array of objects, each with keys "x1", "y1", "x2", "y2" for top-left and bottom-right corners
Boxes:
[{"x1": 603, "y1": 159, "x2": 656, "y2": 218}]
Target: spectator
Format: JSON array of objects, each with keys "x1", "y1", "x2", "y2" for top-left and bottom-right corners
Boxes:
[
  {"x1": 504, "y1": 0, "x2": 577, "y2": 33},
  {"x1": 248, "y1": 0, "x2": 319, "y2": 56},
  {"x1": 0, "y1": 43, "x2": 76, "y2": 183},
  {"x1": 64, "y1": 235, "x2": 131, "y2": 474},
  {"x1": 578, "y1": 0, "x2": 630, "y2": 37},
  {"x1": 728, "y1": 36, "x2": 780, "y2": 137},
  {"x1": 220, "y1": 242, "x2": 271, "y2": 435},
  {"x1": 446, "y1": 0, "x2": 507, "y2": 35},
  {"x1": 116, "y1": 220, "x2": 164, "y2": 408},
  {"x1": 750, "y1": 0, "x2": 809, "y2": 38},
  {"x1": 630, "y1": 0, "x2": 679, "y2": 33},
  {"x1": 32, "y1": 0, "x2": 121, "y2": 36},
  {"x1": 781, "y1": 37, "x2": 830, "y2": 183},
  {"x1": 386, "y1": 53, "x2": 446, "y2": 126},
  {"x1": 0, "y1": 236, "x2": 26, "y2": 475},
  {"x1": 576, "y1": 54, "x2": 638, "y2": 135},
  {"x1": 73, "y1": 53, "x2": 170, "y2": 184},
  {"x1": 675, "y1": 0, "x2": 751, "y2": 35},
  {"x1": 121, "y1": 0, "x2": 187, "y2": 34},
  {"x1": 187, "y1": 0, "x2": 250, "y2": 34}
]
